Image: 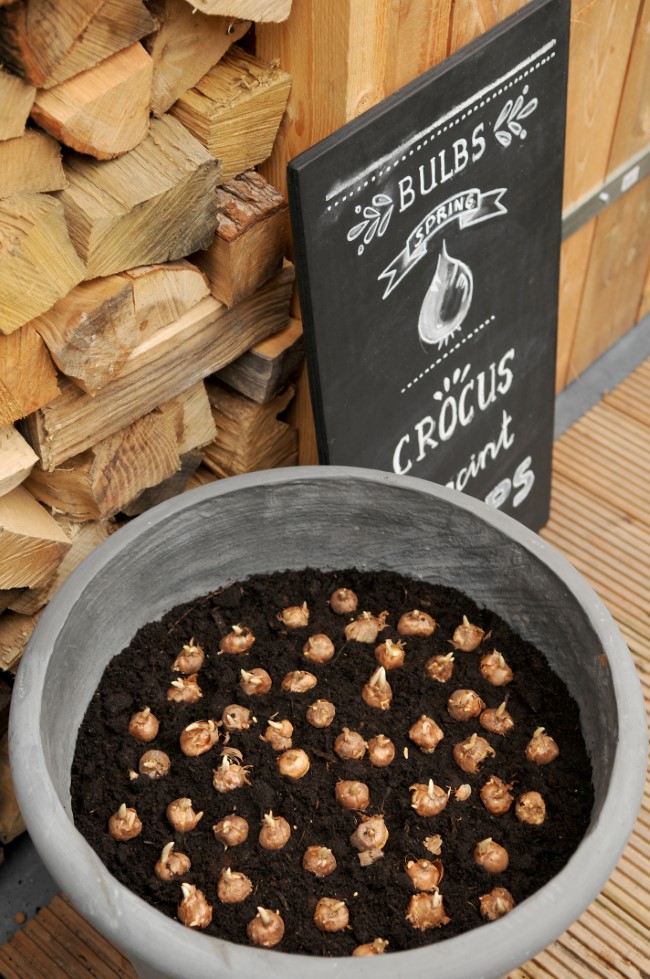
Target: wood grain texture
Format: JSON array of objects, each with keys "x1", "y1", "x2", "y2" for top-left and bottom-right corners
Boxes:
[
  {"x1": 203, "y1": 380, "x2": 297, "y2": 476},
  {"x1": 555, "y1": 220, "x2": 596, "y2": 391},
  {"x1": 0, "y1": 0, "x2": 154, "y2": 88},
  {"x1": 0, "y1": 194, "x2": 85, "y2": 335},
  {"x1": 215, "y1": 316, "x2": 303, "y2": 403},
  {"x1": 144, "y1": 0, "x2": 250, "y2": 117},
  {"x1": 0, "y1": 324, "x2": 60, "y2": 427},
  {"x1": 0, "y1": 66, "x2": 35, "y2": 140},
  {"x1": 0, "y1": 426, "x2": 38, "y2": 497},
  {"x1": 180, "y1": 0, "x2": 291, "y2": 19},
  {"x1": 8, "y1": 517, "x2": 113, "y2": 615},
  {"x1": 0, "y1": 484, "x2": 70, "y2": 589},
  {"x1": 448, "y1": 0, "x2": 529, "y2": 54},
  {"x1": 608, "y1": 0, "x2": 650, "y2": 171},
  {"x1": 25, "y1": 410, "x2": 181, "y2": 521},
  {"x1": 287, "y1": 361, "x2": 317, "y2": 464},
  {"x1": 31, "y1": 43, "x2": 153, "y2": 159},
  {"x1": 0, "y1": 128, "x2": 66, "y2": 196},
  {"x1": 57, "y1": 116, "x2": 221, "y2": 278},
  {"x1": 21, "y1": 262, "x2": 294, "y2": 469},
  {"x1": 381, "y1": 0, "x2": 453, "y2": 96},
  {"x1": 568, "y1": 174, "x2": 650, "y2": 377},
  {"x1": 33, "y1": 260, "x2": 209, "y2": 395},
  {"x1": 563, "y1": 0, "x2": 641, "y2": 208},
  {"x1": 170, "y1": 45, "x2": 292, "y2": 182}
]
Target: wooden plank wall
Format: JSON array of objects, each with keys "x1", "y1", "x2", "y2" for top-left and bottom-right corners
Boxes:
[{"x1": 256, "y1": 0, "x2": 650, "y2": 463}]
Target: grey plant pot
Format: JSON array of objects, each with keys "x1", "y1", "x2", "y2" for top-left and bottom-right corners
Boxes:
[{"x1": 9, "y1": 466, "x2": 647, "y2": 979}]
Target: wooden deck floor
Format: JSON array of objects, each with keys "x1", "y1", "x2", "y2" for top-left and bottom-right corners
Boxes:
[{"x1": 1, "y1": 360, "x2": 648, "y2": 979}]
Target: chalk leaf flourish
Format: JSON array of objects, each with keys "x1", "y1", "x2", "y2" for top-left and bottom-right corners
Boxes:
[
  {"x1": 494, "y1": 85, "x2": 538, "y2": 147},
  {"x1": 347, "y1": 194, "x2": 394, "y2": 255}
]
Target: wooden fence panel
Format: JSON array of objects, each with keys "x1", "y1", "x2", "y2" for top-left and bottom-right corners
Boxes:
[
  {"x1": 563, "y1": 0, "x2": 641, "y2": 208},
  {"x1": 608, "y1": 0, "x2": 650, "y2": 171},
  {"x1": 569, "y1": 174, "x2": 650, "y2": 376}
]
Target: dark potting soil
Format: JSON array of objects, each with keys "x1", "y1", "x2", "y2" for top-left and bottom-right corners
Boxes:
[{"x1": 71, "y1": 568, "x2": 594, "y2": 957}]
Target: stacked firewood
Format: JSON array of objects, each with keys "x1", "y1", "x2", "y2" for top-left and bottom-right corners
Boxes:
[{"x1": 0, "y1": 0, "x2": 301, "y2": 852}]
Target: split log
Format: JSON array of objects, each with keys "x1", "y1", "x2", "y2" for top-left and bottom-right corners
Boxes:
[
  {"x1": 158, "y1": 380, "x2": 217, "y2": 455},
  {"x1": 0, "y1": 610, "x2": 40, "y2": 673},
  {"x1": 0, "y1": 731, "x2": 25, "y2": 845},
  {"x1": 31, "y1": 43, "x2": 153, "y2": 159},
  {"x1": 0, "y1": 426, "x2": 38, "y2": 497},
  {"x1": 0, "y1": 590, "x2": 26, "y2": 614},
  {"x1": 57, "y1": 115, "x2": 221, "y2": 278},
  {"x1": 186, "y1": 465, "x2": 217, "y2": 490},
  {"x1": 193, "y1": 169, "x2": 287, "y2": 307},
  {"x1": 0, "y1": 66, "x2": 35, "y2": 139},
  {"x1": 25, "y1": 382, "x2": 215, "y2": 520},
  {"x1": 0, "y1": 0, "x2": 155, "y2": 89},
  {"x1": 124, "y1": 261, "x2": 211, "y2": 338},
  {"x1": 8, "y1": 516, "x2": 113, "y2": 615},
  {"x1": 0, "y1": 485, "x2": 70, "y2": 589},
  {"x1": 32, "y1": 259, "x2": 209, "y2": 395},
  {"x1": 21, "y1": 261, "x2": 294, "y2": 469},
  {"x1": 0, "y1": 325, "x2": 60, "y2": 427},
  {"x1": 0, "y1": 127, "x2": 66, "y2": 197},
  {"x1": 216, "y1": 317, "x2": 303, "y2": 403},
  {"x1": 170, "y1": 45, "x2": 292, "y2": 182},
  {"x1": 203, "y1": 381, "x2": 297, "y2": 477},
  {"x1": 180, "y1": 0, "x2": 292, "y2": 21},
  {"x1": 122, "y1": 449, "x2": 204, "y2": 515},
  {"x1": 144, "y1": 0, "x2": 250, "y2": 117},
  {"x1": 0, "y1": 194, "x2": 85, "y2": 335},
  {"x1": 26, "y1": 411, "x2": 181, "y2": 522}
]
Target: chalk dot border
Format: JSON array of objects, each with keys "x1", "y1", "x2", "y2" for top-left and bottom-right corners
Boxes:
[
  {"x1": 400, "y1": 314, "x2": 497, "y2": 395},
  {"x1": 325, "y1": 50, "x2": 555, "y2": 212}
]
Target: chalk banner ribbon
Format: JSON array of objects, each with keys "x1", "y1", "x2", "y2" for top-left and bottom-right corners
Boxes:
[{"x1": 379, "y1": 187, "x2": 507, "y2": 299}]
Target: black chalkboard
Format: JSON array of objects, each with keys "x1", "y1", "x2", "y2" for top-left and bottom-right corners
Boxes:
[{"x1": 288, "y1": 0, "x2": 570, "y2": 531}]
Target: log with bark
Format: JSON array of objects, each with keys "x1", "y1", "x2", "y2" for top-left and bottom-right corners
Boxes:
[{"x1": 193, "y1": 169, "x2": 287, "y2": 307}]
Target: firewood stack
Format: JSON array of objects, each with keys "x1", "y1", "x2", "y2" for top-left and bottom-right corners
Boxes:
[{"x1": 0, "y1": 0, "x2": 302, "y2": 851}]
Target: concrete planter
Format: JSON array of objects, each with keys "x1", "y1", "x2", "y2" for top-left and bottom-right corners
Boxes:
[{"x1": 9, "y1": 467, "x2": 647, "y2": 979}]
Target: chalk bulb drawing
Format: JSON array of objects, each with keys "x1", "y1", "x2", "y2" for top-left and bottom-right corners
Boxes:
[
  {"x1": 418, "y1": 242, "x2": 473, "y2": 347},
  {"x1": 347, "y1": 194, "x2": 394, "y2": 255},
  {"x1": 494, "y1": 85, "x2": 538, "y2": 146}
]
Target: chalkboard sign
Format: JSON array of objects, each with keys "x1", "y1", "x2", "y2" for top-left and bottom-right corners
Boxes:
[{"x1": 288, "y1": 0, "x2": 570, "y2": 531}]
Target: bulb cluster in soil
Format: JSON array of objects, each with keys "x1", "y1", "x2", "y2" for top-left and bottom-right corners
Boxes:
[{"x1": 71, "y1": 568, "x2": 593, "y2": 956}]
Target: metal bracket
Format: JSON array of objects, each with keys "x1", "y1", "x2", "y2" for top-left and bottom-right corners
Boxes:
[{"x1": 561, "y1": 145, "x2": 650, "y2": 240}]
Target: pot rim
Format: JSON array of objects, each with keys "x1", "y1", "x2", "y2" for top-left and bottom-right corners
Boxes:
[{"x1": 9, "y1": 465, "x2": 647, "y2": 979}]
